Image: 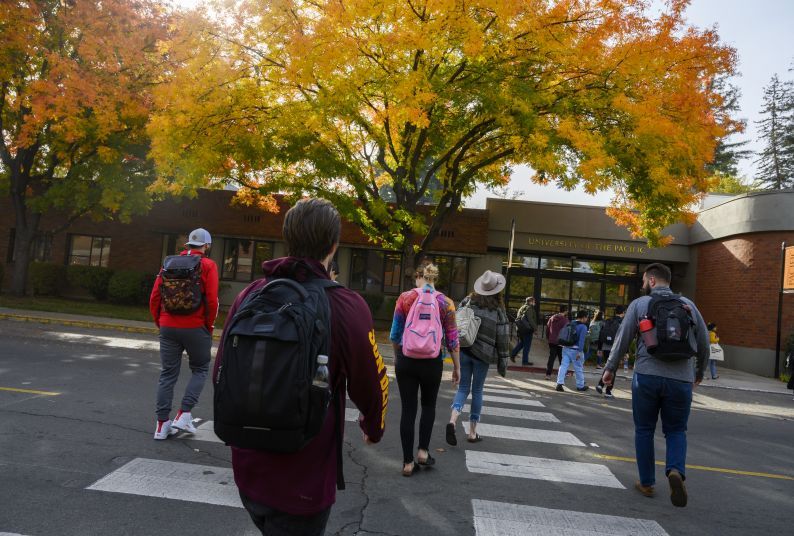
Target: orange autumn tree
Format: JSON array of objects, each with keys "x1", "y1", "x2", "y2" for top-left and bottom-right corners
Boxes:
[
  {"x1": 0, "y1": 1, "x2": 168, "y2": 295},
  {"x1": 150, "y1": 0, "x2": 735, "y2": 272}
]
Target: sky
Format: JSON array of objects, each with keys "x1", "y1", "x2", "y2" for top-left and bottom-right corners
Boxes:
[{"x1": 171, "y1": 0, "x2": 794, "y2": 208}]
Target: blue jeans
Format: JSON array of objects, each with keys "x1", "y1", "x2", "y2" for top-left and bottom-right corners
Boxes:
[
  {"x1": 632, "y1": 373, "x2": 693, "y2": 486},
  {"x1": 709, "y1": 359, "x2": 718, "y2": 378},
  {"x1": 451, "y1": 350, "x2": 490, "y2": 422},
  {"x1": 556, "y1": 347, "x2": 585, "y2": 388},
  {"x1": 511, "y1": 331, "x2": 534, "y2": 365}
]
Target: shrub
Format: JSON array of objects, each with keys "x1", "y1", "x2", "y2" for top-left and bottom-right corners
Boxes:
[
  {"x1": 67, "y1": 265, "x2": 114, "y2": 300},
  {"x1": 108, "y1": 270, "x2": 146, "y2": 305},
  {"x1": 28, "y1": 262, "x2": 66, "y2": 296},
  {"x1": 139, "y1": 272, "x2": 158, "y2": 305}
]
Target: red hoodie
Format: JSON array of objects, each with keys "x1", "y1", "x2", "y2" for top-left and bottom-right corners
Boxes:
[
  {"x1": 213, "y1": 257, "x2": 388, "y2": 515},
  {"x1": 149, "y1": 249, "x2": 219, "y2": 331}
]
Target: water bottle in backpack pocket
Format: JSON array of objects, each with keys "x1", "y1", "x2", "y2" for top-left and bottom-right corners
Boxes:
[{"x1": 646, "y1": 294, "x2": 696, "y2": 361}]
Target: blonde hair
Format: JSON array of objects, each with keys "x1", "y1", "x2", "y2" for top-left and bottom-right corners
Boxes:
[{"x1": 420, "y1": 263, "x2": 439, "y2": 283}]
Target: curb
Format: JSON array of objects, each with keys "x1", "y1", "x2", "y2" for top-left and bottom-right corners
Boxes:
[{"x1": 0, "y1": 313, "x2": 223, "y2": 341}]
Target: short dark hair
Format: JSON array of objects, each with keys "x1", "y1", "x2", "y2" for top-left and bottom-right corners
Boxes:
[
  {"x1": 282, "y1": 198, "x2": 341, "y2": 260},
  {"x1": 559, "y1": 304, "x2": 569, "y2": 313},
  {"x1": 615, "y1": 305, "x2": 625, "y2": 315},
  {"x1": 576, "y1": 310, "x2": 589, "y2": 320},
  {"x1": 644, "y1": 263, "x2": 671, "y2": 283},
  {"x1": 707, "y1": 322, "x2": 716, "y2": 331}
]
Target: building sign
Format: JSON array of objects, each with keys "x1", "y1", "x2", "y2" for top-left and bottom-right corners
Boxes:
[
  {"x1": 784, "y1": 246, "x2": 794, "y2": 291},
  {"x1": 526, "y1": 235, "x2": 647, "y2": 255}
]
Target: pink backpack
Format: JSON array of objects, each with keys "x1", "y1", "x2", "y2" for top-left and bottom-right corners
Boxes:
[{"x1": 401, "y1": 287, "x2": 443, "y2": 359}]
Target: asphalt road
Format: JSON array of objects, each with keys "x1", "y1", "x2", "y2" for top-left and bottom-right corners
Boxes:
[{"x1": 0, "y1": 320, "x2": 792, "y2": 536}]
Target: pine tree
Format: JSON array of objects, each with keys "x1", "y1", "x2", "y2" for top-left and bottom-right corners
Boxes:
[
  {"x1": 707, "y1": 77, "x2": 752, "y2": 176},
  {"x1": 754, "y1": 74, "x2": 794, "y2": 189}
]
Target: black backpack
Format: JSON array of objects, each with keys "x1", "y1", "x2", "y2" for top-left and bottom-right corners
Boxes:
[
  {"x1": 214, "y1": 277, "x2": 339, "y2": 454},
  {"x1": 600, "y1": 317, "x2": 622, "y2": 347},
  {"x1": 160, "y1": 254, "x2": 203, "y2": 314},
  {"x1": 647, "y1": 294, "x2": 697, "y2": 361},
  {"x1": 557, "y1": 321, "x2": 578, "y2": 347}
]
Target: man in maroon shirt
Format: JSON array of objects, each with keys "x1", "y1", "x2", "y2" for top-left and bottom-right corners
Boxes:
[
  {"x1": 149, "y1": 228, "x2": 219, "y2": 439},
  {"x1": 214, "y1": 198, "x2": 388, "y2": 535}
]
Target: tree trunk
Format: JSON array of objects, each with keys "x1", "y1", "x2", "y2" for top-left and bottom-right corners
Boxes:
[{"x1": 10, "y1": 227, "x2": 33, "y2": 297}]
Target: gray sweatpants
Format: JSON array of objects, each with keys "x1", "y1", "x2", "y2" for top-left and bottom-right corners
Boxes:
[{"x1": 156, "y1": 326, "x2": 211, "y2": 421}]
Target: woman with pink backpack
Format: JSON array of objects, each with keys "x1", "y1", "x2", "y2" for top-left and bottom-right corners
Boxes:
[{"x1": 390, "y1": 264, "x2": 461, "y2": 477}]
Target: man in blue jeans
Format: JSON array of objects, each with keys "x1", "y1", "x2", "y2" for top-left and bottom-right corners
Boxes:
[{"x1": 602, "y1": 263, "x2": 709, "y2": 507}]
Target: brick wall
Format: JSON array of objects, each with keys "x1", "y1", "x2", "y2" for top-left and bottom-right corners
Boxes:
[
  {"x1": 695, "y1": 231, "x2": 794, "y2": 350},
  {"x1": 0, "y1": 190, "x2": 489, "y2": 287}
]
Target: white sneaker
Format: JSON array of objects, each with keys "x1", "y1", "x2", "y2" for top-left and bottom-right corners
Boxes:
[
  {"x1": 172, "y1": 411, "x2": 197, "y2": 434},
  {"x1": 154, "y1": 420, "x2": 178, "y2": 440}
]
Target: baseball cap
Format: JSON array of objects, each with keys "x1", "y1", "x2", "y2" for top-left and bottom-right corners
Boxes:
[{"x1": 186, "y1": 228, "x2": 212, "y2": 247}]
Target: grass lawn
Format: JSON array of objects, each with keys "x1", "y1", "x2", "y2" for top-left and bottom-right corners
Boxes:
[{"x1": 0, "y1": 295, "x2": 228, "y2": 327}]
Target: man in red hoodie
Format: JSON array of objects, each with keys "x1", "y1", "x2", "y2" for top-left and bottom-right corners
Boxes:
[
  {"x1": 214, "y1": 198, "x2": 388, "y2": 535},
  {"x1": 149, "y1": 228, "x2": 219, "y2": 439}
]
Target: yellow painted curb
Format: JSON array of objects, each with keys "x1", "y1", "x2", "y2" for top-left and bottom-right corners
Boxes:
[{"x1": 593, "y1": 453, "x2": 794, "y2": 481}]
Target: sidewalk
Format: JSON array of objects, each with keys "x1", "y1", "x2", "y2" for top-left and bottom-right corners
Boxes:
[
  {"x1": 503, "y1": 336, "x2": 792, "y2": 396},
  {"x1": 2, "y1": 307, "x2": 790, "y2": 396}
]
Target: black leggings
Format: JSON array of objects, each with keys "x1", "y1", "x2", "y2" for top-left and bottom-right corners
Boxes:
[
  {"x1": 546, "y1": 344, "x2": 562, "y2": 375},
  {"x1": 395, "y1": 351, "x2": 443, "y2": 464}
]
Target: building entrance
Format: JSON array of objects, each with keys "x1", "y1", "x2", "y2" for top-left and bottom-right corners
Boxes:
[{"x1": 504, "y1": 254, "x2": 642, "y2": 330}]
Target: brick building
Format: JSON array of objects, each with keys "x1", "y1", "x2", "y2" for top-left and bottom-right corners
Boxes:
[{"x1": 1, "y1": 189, "x2": 792, "y2": 377}]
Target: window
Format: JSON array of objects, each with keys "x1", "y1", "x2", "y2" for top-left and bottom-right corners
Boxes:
[
  {"x1": 573, "y1": 259, "x2": 605, "y2": 274},
  {"x1": 68, "y1": 235, "x2": 111, "y2": 266},
  {"x1": 383, "y1": 253, "x2": 402, "y2": 294},
  {"x1": 349, "y1": 249, "x2": 386, "y2": 293},
  {"x1": 7, "y1": 229, "x2": 53, "y2": 263},
  {"x1": 606, "y1": 261, "x2": 638, "y2": 276},
  {"x1": 222, "y1": 238, "x2": 273, "y2": 281},
  {"x1": 503, "y1": 254, "x2": 539, "y2": 269},
  {"x1": 540, "y1": 256, "x2": 572, "y2": 272},
  {"x1": 161, "y1": 233, "x2": 190, "y2": 259}
]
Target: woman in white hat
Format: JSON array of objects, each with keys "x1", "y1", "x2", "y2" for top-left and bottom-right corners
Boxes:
[{"x1": 446, "y1": 270, "x2": 510, "y2": 445}]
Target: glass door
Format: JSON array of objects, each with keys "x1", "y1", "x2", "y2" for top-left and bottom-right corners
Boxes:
[{"x1": 506, "y1": 271, "x2": 535, "y2": 320}]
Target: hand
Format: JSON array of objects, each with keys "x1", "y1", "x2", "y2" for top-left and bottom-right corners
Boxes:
[
  {"x1": 362, "y1": 432, "x2": 375, "y2": 445},
  {"x1": 452, "y1": 366, "x2": 461, "y2": 386},
  {"x1": 602, "y1": 369, "x2": 614, "y2": 385}
]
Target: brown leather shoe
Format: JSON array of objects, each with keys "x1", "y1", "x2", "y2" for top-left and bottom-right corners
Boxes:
[
  {"x1": 635, "y1": 481, "x2": 655, "y2": 497},
  {"x1": 667, "y1": 469, "x2": 688, "y2": 507}
]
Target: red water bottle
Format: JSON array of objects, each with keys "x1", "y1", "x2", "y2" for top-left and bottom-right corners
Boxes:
[{"x1": 639, "y1": 317, "x2": 658, "y2": 353}]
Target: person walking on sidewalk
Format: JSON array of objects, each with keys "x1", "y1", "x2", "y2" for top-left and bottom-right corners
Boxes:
[
  {"x1": 707, "y1": 323, "x2": 720, "y2": 379},
  {"x1": 214, "y1": 198, "x2": 388, "y2": 535},
  {"x1": 510, "y1": 297, "x2": 537, "y2": 366},
  {"x1": 555, "y1": 310, "x2": 590, "y2": 392},
  {"x1": 588, "y1": 311, "x2": 605, "y2": 368},
  {"x1": 545, "y1": 304, "x2": 569, "y2": 380},
  {"x1": 149, "y1": 228, "x2": 219, "y2": 439},
  {"x1": 447, "y1": 270, "x2": 510, "y2": 445},
  {"x1": 596, "y1": 305, "x2": 626, "y2": 399},
  {"x1": 391, "y1": 263, "x2": 460, "y2": 477},
  {"x1": 600, "y1": 263, "x2": 709, "y2": 508}
]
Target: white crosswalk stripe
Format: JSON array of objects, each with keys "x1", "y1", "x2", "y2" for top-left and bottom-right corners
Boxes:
[
  {"x1": 472, "y1": 500, "x2": 669, "y2": 536},
  {"x1": 483, "y1": 387, "x2": 533, "y2": 396},
  {"x1": 462, "y1": 422, "x2": 585, "y2": 447},
  {"x1": 480, "y1": 395, "x2": 544, "y2": 407},
  {"x1": 474, "y1": 406, "x2": 560, "y2": 423},
  {"x1": 465, "y1": 451, "x2": 624, "y2": 488},
  {"x1": 87, "y1": 458, "x2": 241, "y2": 507}
]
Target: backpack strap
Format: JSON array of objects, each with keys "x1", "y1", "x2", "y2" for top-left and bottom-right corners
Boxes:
[{"x1": 302, "y1": 277, "x2": 346, "y2": 490}]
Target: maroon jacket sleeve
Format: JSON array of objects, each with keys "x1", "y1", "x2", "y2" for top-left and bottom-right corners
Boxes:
[
  {"x1": 149, "y1": 271, "x2": 163, "y2": 327},
  {"x1": 334, "y1": 290, "x2": 388, "y2": 443}
]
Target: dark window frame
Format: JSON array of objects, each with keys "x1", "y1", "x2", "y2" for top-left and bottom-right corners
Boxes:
[
  {"x1": 6, "y1": 228, "x2": 54, "y2": 264},
  {"x1": 220, "y1": 238, "x2": 275, "y2": 282},
  {"x1": 67, "y1": 233, "x2": 111, "y2": 267}
]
